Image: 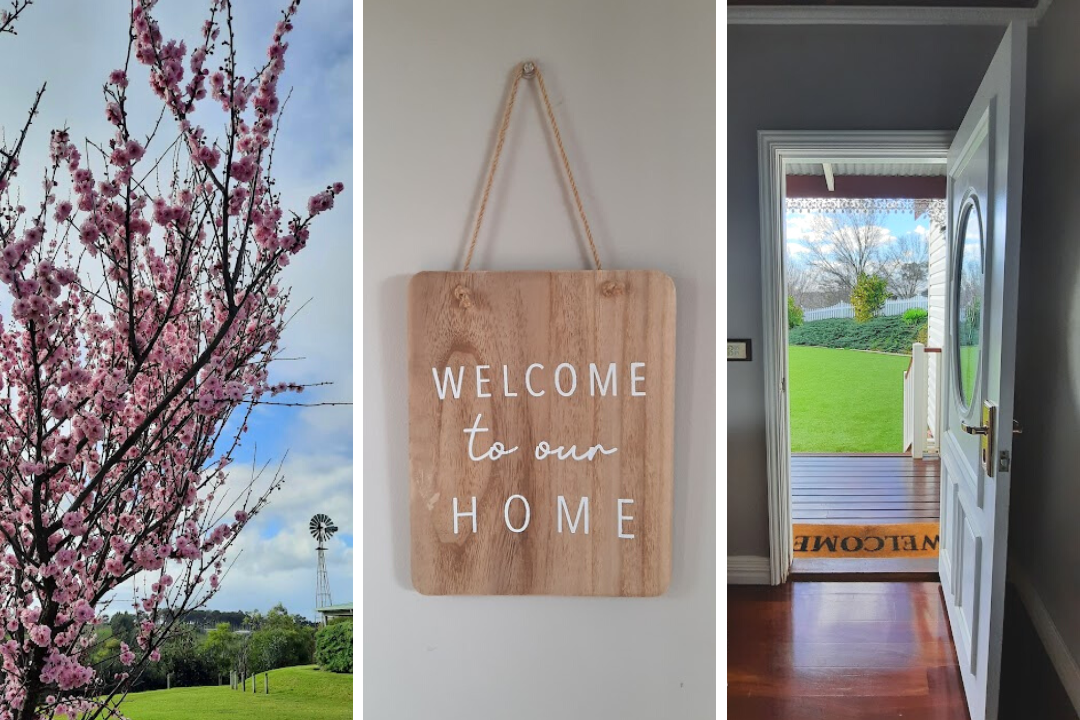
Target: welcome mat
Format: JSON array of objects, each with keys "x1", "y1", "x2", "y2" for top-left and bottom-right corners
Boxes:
[{"x1": 793, "y1": 523, "x2": 940, "y2": 559}]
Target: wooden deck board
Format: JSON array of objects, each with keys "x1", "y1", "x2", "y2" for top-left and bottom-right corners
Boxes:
[{"x1": 792, "y1": 454, "x2": 941, "y2": 524}]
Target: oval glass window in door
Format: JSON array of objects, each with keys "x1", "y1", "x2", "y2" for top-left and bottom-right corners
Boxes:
[{"x1": 955, "y1": 196, "x2": 985, "y2": 410}]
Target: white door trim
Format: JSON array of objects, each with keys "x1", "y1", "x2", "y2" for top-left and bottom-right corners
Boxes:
[{"x1": 757, "y1": 130, "x2": 953, "y2": 585}]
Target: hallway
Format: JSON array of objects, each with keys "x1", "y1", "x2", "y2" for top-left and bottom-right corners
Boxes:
[{"x1": 728, "y1": 581, "x2": 968, "y2": 719}]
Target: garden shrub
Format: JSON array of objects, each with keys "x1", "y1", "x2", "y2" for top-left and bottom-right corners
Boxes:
[
  {"x1": 788, "y1": 316, "x2": 927, "y2": 354},
  {"x1": 850, "y1": 273, "x2": 889, "y2": 322},
  {"x1": 902, "y1": 308, "x2": 928, "y2": 325},
  {"x1": 315, "y1": 620, "x2": 353, "y2": 673},
  {"x1": 787, "y1": 295, "x2": 804, "y2": 329}
]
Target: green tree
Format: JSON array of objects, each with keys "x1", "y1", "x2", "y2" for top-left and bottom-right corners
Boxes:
[
  {"x1": 246, "y1": 604, "x2": 316, "y2": 673},
  {"x1": 787, "y1": 295, "x2": 804, "y2": 329},
  {"x1": 157, "y1": 625, "x2": 216, "y2": 688},
  {"x1": 201, "y1": 622, "x2": 243, "y2": 676},
  {"x1": 108, "y1": 613, "x2": 137, "y2": 643},
  {"x1": 850, "y1": 272, "x2": 889, "y2": 323},
  {"x1": 315, "y1": 621, "x2": 353, "y2": 673}
]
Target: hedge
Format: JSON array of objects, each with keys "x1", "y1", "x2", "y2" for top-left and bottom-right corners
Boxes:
[
  {"x1": 903, "y1": 308, "x2": 928, "y2": 325},
  {"x1": 315, "y1": 620, "x2": 353, "y2": 673},
  {"x1": 788, "y1": 316, "x2": 926, "y2": 355}
]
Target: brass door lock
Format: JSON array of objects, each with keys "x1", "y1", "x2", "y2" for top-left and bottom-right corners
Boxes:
[{"x1": 961, "y1": 401, "x2": 997, "y2": 477}]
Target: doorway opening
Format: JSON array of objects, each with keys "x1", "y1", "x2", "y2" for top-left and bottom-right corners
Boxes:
[
  {"x1": 784, "y1": 161, "x2": 947, "y2": 574},
  {"x1": 755, "y1": 132, "x2": 955, "y2": 581}
]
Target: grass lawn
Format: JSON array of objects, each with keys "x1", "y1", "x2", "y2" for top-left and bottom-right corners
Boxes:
[
  {"x1": 788, "y1": 345, "x2": 911, "y2": 453},
  {"x1": 960, "y1": 345, "x2": 979, "y2": 402},
  {"x1": 114, "y1": 666, "x2": 351, "y2": 720}
]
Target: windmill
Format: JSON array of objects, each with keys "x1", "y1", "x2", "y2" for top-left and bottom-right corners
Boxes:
[{"x1": 310, "y1": 514, "x2": 338, "y2": 620}]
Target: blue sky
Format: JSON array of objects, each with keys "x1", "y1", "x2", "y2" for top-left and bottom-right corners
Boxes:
[
  {"x1": 0, "y1": 0, "x2": 353, "y2": 618},
  {"x1": 785, "y1": 208, "x2": 930, "y2": 267}
]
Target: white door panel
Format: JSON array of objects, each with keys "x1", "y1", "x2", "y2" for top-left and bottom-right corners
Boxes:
[{"x1": 938, "y1": 23, "x2": 1027, "y2": 720}]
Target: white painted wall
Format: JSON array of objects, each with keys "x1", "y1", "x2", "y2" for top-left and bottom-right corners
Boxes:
[
  {"x1": 364, "y1": 1, "x2": 715, "y2": 717},
  {"x1": 927, "y1": 222, "x2": 947, "y2": 446},
  {"x1": 727, "y1": 23, "x2": 1004, "y2": 558}
]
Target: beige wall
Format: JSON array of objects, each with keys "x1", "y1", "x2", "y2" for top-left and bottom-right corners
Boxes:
[
  {"x1": 727, "y1": 23, "x2": 1003, "y2": 559},
  {"x1": 363, "y1": 0, "x2": 715, "y2": 717}
]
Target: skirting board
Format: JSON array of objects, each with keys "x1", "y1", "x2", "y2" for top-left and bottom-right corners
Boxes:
[
  {"x1": 1009, "y1": 559, "x2": 1080, "y2": 714},
  {"x1": 728, "y1": 556, "x2": 771, "y2": 585}
]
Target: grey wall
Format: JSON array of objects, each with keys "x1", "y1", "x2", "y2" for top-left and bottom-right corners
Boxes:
[
  {"x1": 1011, "y1": 0, "x2": 1080, "y2": 675},
  {"x1": 726, "y1": 24, "x2": 1004, "y2": 557},
  {"x1": 364, "y1": 0, "x2": 715, "y2": 717}
]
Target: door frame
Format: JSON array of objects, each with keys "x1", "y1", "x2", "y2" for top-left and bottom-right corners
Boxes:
[{"x1": 757, "y1": 130, "x2": 954, "y2": 584}]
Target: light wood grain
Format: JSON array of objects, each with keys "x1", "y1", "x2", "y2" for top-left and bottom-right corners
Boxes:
[{"x1": 408, "y1": 270, "x2": 676, "y2": 596}]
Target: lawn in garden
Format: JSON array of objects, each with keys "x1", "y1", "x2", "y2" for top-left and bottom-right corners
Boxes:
[
  {"x1": 788, "y1": 345, "x2": 911, "y2": 453},
  {"x1": 959, "y1": 345, "x2": 979, "y2": 402},
  {"x1": 113, "y1": 666, "x2": 351, "y2": 720}
]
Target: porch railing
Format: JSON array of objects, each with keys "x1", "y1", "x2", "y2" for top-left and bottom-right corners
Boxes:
[{"x1": 903, "y1": 343, "x2": 942, "y2": 459}]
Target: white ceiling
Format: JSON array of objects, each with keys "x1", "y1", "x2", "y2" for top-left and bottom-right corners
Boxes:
[{"x1": 786, "y1": 162, "x2": 947, "y2": 177}]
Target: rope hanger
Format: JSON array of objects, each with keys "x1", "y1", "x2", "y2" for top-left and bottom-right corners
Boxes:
[{"x1": 462, "y1": 60, "x2": 606, "y2": 274}]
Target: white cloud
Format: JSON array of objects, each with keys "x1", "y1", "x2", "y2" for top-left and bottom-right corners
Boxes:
[{"x1": 785, "y1": 212, "x2": 816, "y2": 242}]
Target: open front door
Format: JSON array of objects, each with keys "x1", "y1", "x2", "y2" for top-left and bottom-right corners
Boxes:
[{"x1": 938, "y1": 23, "x2": 1026, "y2": 720}]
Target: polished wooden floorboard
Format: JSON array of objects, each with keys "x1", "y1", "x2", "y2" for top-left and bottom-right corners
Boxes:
[
  {"x1": 728, "y1": 581, "x2": 969, "y2": 720},
  {"x1": 792, "y1": 454, "x2": 942, "y2": 524}
]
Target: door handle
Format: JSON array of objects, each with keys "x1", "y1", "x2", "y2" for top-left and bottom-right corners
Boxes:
[
  {"x1": 963, "y1": 401, "x2": 998, "y2": 477},
  {"x1": 966, "y1": 419, "x2": 1022, "y2": 435},
  {"x1": 976, "y1": 416, "x2": 1023, "y2": 433}
]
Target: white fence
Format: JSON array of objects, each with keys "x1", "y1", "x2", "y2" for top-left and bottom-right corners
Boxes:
[{"x1": 803, "y1": 296, "x2": 928, "y2": 323}]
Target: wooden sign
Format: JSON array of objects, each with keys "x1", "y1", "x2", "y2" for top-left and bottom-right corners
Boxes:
[{"x1": 408, "y1": 270, "x2": 676, "y2": 596}]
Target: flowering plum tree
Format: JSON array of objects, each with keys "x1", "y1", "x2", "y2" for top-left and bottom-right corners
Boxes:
[{"x1": 0, "y1": 0, "x2": 341, "y2": 717}]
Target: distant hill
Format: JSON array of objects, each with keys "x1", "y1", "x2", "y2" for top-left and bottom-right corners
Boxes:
[{"x1": 108, "y1": 608, "x2": 319, "y2": 632}]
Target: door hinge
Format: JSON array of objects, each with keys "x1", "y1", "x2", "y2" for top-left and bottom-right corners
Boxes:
[
  {"x1": 781, "y1": 377, "x2": 786, "y2": 393},
  {"x1": 998, "y1": 450, "x2": 1011, "y2": 473}
]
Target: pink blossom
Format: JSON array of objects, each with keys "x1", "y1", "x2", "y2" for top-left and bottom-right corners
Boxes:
[
  {"x1": 104, "y1": 557, "x2": 125, "y2": 577},
  {"x1": 119, "y1": 643, "x2": 135, "y2": 666},
  {"x1": 105, "y1": 101, "x2": 123, "y2": 126},
  {"x1": 53, "y1": 200, "x2": 73, "y2": 223},
  {"x1": 72, "y1": 601, "x2": 94, "y2": 624},
  {"x1": 307, "y1": 190, "x2": 334, "y2": 216},
  {"x1": 230, "y1": 155, "x2": 257, "y2": 183},
  {"x1": 29, "y1": 625, "x2": 51, "y2": 647}
]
